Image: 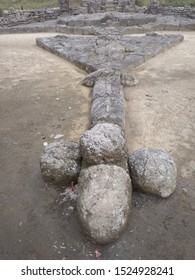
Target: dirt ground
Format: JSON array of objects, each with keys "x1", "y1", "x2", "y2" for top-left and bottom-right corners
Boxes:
[{"x1": 0, "y1": 32, "x2": 194, "y2": 260}]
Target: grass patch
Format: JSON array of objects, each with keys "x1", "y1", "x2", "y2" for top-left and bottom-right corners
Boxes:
[
  {"x1": 136, "y1": 0, "x2": 151, "y2": 6},
  {"x1": 1, "y1": 0, "x2": 195, "y2": 11},
  {"x1": 0, "y1": 0, "x2": 59, "y2": 11}
]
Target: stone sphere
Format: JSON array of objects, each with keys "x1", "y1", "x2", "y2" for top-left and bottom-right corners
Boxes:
[
  {"x1": 80, "y1": 123, "x2": 126, "y2": 165},
  {"x1": 128, "y1": 147, "x2": 177, "y2": 198},
  {"x1": 76, "y1": 164, "x2": 132, "y2": 244},
  {"x1": 40, "y1": 140, "x2": 81, "y2": 186}
]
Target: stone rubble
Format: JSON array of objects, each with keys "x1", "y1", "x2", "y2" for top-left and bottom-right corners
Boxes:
[{"x1": 0, "y1": 8, "x2": 60, "y2": 28}]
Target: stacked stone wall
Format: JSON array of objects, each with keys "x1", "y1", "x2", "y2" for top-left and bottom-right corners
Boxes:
[
  {"x1": 0, "y1": 7, "x2": 60, "y2": 28},
  {"x1": 160, "y1": 6, "x2": 195, "y2": 18},
  {"x1": 145, "y1": 2, "x2": 195, "y2": 19}
]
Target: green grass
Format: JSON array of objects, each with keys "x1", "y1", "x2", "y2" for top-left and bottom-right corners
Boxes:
[
  {"x1": 1, "y1": 0, "x2": 195, "y2": 11},
  {"x1": 136, "y1": 0, "x2": 195, "y2": 7},
  {"x1": 0, "y1": 0, "x2": 59, "y2": 11}
]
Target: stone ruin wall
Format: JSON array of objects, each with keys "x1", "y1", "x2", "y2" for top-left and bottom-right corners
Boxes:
[
  {"x1": 146, "y1": 1, "x2": 195, "y2": 18},
  {"x1": 68, "y1": 0, "x2": 137, "y2": 15},
  {"x1": 0, "y1": 7, "x2": 60, "y2": 28},
  {"x1": 62, "y1": 0, "x2": 195, "y2": 18},
  {"x1": 1, "y1": 1, "x2": 195, "y2": 29},
  {"x1": 60, "y1": 0, "x2": 195, "y2": 18}
]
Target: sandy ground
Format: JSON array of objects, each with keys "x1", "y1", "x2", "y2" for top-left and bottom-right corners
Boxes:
[{"x1": 0, "y1": 32, "x2": 194, "y2": 260}]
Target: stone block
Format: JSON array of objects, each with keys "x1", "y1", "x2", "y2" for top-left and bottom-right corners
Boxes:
[
  {"x1": 91, "y1": 96, "x2": 125, "y2": 128},
  {"x1": 80, "y1": 123, "x2": 127, "y2": 165},
  {"x1": 76, "y1": 164, "x2": 132, "y2": 244},
  {"x1": 93, "y1": 78, "x2": 123, "y2": 99}
]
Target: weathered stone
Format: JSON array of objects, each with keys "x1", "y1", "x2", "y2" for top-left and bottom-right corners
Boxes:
[
  {"x1": 95, "y1": 41, "x2": 125, "y2": 61},
  {"x1": 76, "y1": 164, "x2": 132, "y2": 244},
  {"x1": 86, "y1": 0, "x2": 102, "y2": 14},
  {"x1": 180, "y1": 18, "x2": 195, "y2": 30},
  {"x1": 120, "y1": 73, "x2": 139, "y2": 87},
  {"x1": 36, "y1": 33, "x2": 183, "y2": 72},
  {"x1": 9, "y1": 7, "x2": 15, "y2": 13},
  {"x1": 46, "y1": 8, "x2": 54, "y2": 14},
  {"x1": 93, "y1": 78, "x2": 123, "y2": 99},
  {"x1": 59, "y1": 0, "x2": 69, "y2": 14},
  {"x1": 2, "y1": 10, "x2": 9, "y2": 16},
  {"x1": 40, "y1": 140, "x2": 81, "y2": 186},
  {"x1": 16, "y1": 11, "x2": 21, "y2": 21},
  {"x1": 82, "y1": 68, "x2": 120, "y2": 87},
  {"x1": 0, "y1": 8, "x2": 60, "y2": 29},
  {"x1": 91, "y1": 96, "x2": 125, "y2": 128},
  {"x1": 83, "y1": 68, "x2": 123, "y2": 101},
  {"x1": 147, "y1": 0, "x2": 160, "y2": 15},
  {"x1": 128, "y1": 148, "x2": 177, "y2": 198},
  {"x1": 146, "y1": 4, "x2": 195, "y2": 19},
  {"x1": 80, "y1": 123, "x2": 126, "y2": 165}
]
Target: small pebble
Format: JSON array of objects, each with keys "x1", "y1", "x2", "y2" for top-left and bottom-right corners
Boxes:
[{"x1": 54, "y1": 134, "x2": 64, "y2": 139}]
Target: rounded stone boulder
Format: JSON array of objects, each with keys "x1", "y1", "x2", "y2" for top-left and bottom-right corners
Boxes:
[
  {"x1": 80, "y1": 123, "x2": 126, "y2": 165},
  {"x1": 40, "y1": 140, "x2": 81, "y2": 186},
  {"x1": 128, "y1": 147, "x2": 177, "y2": 198},
  {"x1": 76, "y1": 164, "x2": 132, "y2": 244}
]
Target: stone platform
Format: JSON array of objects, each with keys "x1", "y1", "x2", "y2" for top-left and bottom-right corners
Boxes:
[
  {"x1": 1, "y1": 12, "x2": 195, "y2": 35},
  {"x1": 57, "y1": 12, "x2": 156, "y2": 27},
  {"x1": 36, "y1": 33, "x2": 183, "y2": 73},
  {"x1": 56, "y1": 12, "x2": 195, "y2": 35}
]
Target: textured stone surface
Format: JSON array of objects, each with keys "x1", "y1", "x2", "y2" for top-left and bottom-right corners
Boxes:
[
  {"x1": 36, "y1": 33, "x2": 184, "y2": 73},
  {"x1": 91, "y1": 96, "x2": 125, "y2": 128},
  {"x1": 93, "y1": 77, "x2": 123, "y2": 99},
  {"x1": 146, "y1": 4, "x2": 195, "y2": 19},
  {"x1": 1, "y1": 10, "x2": 195, "y2": 34},
  {"x1": 40, "y1": 140, "x2": 81, "y2": 186},
  {"x1": 57, "y1": 12, "x2": 156, "y2": 27},
  {"x1": 120, "y1": 73, "x2": 139, "y2": 87},
  {"x1": 76, "y1": 164, "x2": 132, "y2": 244},
  {"x1": 0, "y1": 8, "x2": 60, "y2": 28},
  {"x1": 80, "y1": 123, "x2": 126, "y2": 165},
  {"x1": 59, "y1": 0, "x2": 69, "y2": 14},
  {"x1": 82, "y1": 68, "x2": 138, "y2": 87},
  {"x1": 82, "y1": 68, "x2": 120, "y2": 87},
  {"x1": 86, "y1": 69, "x2": 125, "y2": 128},
  {"x1": 128, "y1": 148, "x2": 177, "y2": 198}
]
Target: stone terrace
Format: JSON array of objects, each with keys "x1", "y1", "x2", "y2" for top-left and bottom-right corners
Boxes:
[{"x1": 1, "y1": 11, "x2": 195, "y2": 34}]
